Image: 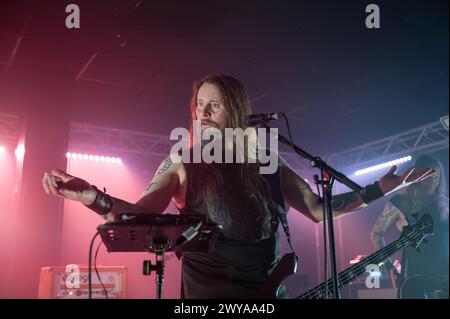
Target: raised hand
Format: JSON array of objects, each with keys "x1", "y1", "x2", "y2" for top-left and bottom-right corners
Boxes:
[
  {"x1": 42, "y1": 169, "x2": 97, "y2": 205},
  {"x1": 378, "y1": 165, "x2": 436, "y2": 196}
]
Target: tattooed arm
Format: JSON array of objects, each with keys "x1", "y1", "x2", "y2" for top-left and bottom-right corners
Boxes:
[
  {"x1": 135, "y1": 155, "x2": 184, "y2": 212},
  {"x1": 42, "y1": 154, "x2": 184, "y2": 222},
  {"x1": 370, "y1": 202, "x2": 406, "y2": 250},
  {"x1": 279, "y1": 147, "x2": 435, "y2": 223},
  {"x1": 370, "y1": 202, "x2": 407, "y2": 274},
  {"x1": 280, "y1": 156, "x2": 367, "y2": 223},
  {"x1": 103, "y1": 155, "x2": 184, "y2": 221}
]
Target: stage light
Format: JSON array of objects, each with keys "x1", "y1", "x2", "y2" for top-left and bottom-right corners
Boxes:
[
  {"x1": 15, "y1": 144, "x2": 25, "y2": 160},
  {"x1": 66, "y1": 152, "x2": 122, "y2": 164},
  {"x1": 354, "y1": 155, "x2": 412, "y2": 176},
  {"x1": 0, "y1": 146, "x2": 5, "y2": 153}
]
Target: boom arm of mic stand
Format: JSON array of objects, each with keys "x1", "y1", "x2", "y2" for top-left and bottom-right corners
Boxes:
[{"x1": 272, "y1": 129, "x2": 363, "y2": 192}]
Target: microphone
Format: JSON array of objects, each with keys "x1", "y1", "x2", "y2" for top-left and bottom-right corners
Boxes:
[{"x1": 245, "y1": 112, "x2": 284, "y2": 126}]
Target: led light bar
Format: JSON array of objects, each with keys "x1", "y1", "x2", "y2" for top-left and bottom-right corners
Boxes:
[
  {"x1": 355, "y1": 155, "x2": 412, "y2": 176},
  {"x1": 15, "y1": 145, "x2": 25, "y2": 159},
  {"x1": 66, "y1": 152, "x2": 122, "y2": 164}
]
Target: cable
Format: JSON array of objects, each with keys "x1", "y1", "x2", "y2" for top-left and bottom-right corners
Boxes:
[
  {"x1": 94, "y1": 240, "x2": 109, "y2": 299},
  {"x1": 88, "y1": 231, "x2": 100, "y2": 299}
]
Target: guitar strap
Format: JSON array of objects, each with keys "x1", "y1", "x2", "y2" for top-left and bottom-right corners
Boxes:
[
  {"x1": 277, "y1": 206, "x2": 298, "y2": 260},
  {"x1": 263, "y1": 157, "x2": 298, "y2": 261}
]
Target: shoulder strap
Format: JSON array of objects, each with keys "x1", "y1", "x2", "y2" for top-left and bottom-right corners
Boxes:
[
  {"x1": 261, "y1": 159, "x2": 298, "y2": 259},
  {"x1": 277, "y1": 208, "x2": 298, "y2": 259}
]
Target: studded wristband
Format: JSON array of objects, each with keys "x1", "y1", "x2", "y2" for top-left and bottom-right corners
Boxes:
[
  {"x1": 360, "y1": 182, "x2": 384, "y2": 204},
  {"x1": 84, "y1": 185, "x2": 113, "y2": 216}
]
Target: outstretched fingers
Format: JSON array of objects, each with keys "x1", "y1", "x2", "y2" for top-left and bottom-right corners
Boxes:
[
  {"x1": 42, "y1": 173, "x2": 51, "y2": 195},
  {"x1": 400, "y1": 167, "x2": 415, "y2": 183},
  {"x1": 405, "y1": 168, "x2": 436, "y2": 184},
  {"x1": 43, "y1": 172, "x2": 59, "y2": 195}
]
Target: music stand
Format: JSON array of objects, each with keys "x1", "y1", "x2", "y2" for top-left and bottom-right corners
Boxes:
[{"x1": 97, "y1": 214, "x2": 221, "y2": 299}]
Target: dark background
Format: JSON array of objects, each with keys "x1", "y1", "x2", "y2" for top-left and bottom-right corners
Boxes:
[
  {"x1": 0, "y1": 0, "x2": 448, "y2": 153},
  {"x1": 0, "y1": 0, "x2": 447, "y2": 299}
]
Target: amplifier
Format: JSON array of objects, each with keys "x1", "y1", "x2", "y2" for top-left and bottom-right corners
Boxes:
[
  {"x1": 357, "y1": 288, "x2": 397, "y2": 299},
  {"x1": 38, "y1": 265, "x2": 127, "y2": 299}
]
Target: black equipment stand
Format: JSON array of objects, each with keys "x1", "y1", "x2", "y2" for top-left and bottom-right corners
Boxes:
[{"x1": 97, "y1": 214, "x2": 221, "y2": 299}]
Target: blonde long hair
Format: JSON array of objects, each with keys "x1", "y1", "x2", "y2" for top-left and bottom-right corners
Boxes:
[
  {"x1": 403, "y1": 154, "x2": 449, "y2": 223},
  {"x1": 188, "y1": 73, "x2": 278, "y2": 222}
]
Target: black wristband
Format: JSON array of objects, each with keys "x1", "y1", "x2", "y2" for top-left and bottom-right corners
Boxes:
[
  {"x1": 360, "y1": 182, "x2": 384, "y2": 204},
  {"x1": 85, "y1": 186, "x2": 113, "y2": 216}
]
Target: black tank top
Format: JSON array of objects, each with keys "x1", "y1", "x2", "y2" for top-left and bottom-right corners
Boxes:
[{"x1": 178, "y1": 161, "x2": 287, "y2": 298}]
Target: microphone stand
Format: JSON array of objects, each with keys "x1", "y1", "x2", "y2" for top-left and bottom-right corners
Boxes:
[{"x1": 260, "y1": 122, "x2": 364, "y2": 299}]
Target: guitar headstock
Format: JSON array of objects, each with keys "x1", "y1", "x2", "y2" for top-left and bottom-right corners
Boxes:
[{"x1": 401, "y1": 213, "x2": 434, "y2": 250}]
